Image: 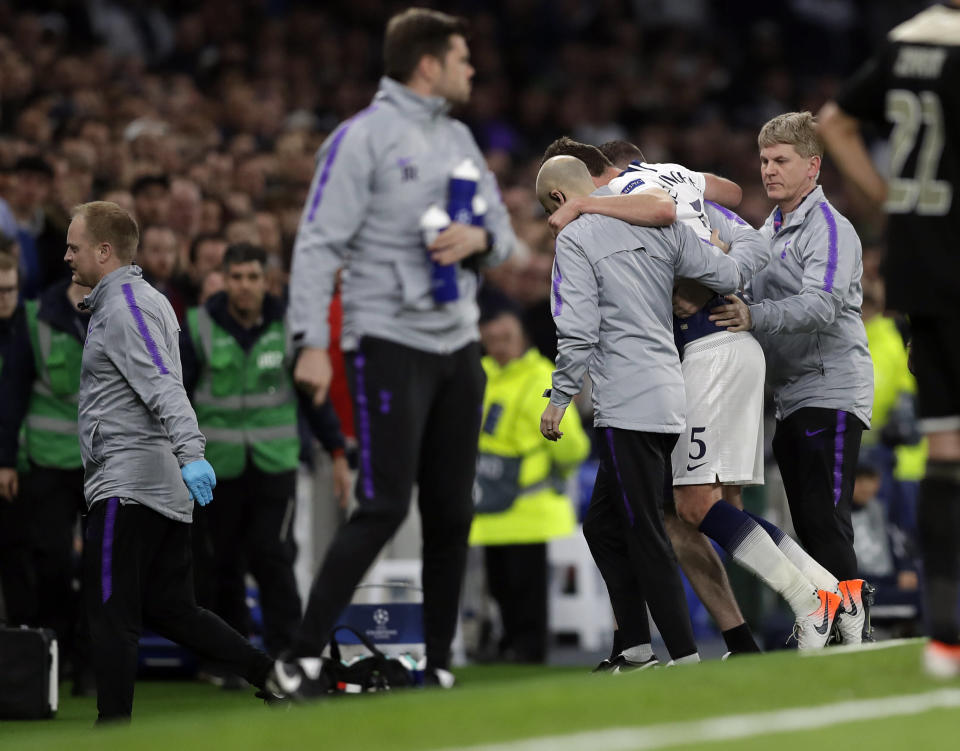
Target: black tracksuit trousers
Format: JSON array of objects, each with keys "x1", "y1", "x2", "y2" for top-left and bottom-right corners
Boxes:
[
  {"x1": 772, "y1": 407, "x2": 864, "y2": 581},
  {"x1": 583, "y1": 428, "x2": 698, "y2": 661},
  {"x1": 84, "y1": 498, "x2": 272, "y2": 722},
  {"x1": 292, "y1": 337, "x2": 485, "y2": 670}
]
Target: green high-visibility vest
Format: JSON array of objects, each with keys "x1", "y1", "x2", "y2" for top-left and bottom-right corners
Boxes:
[
  {"x1": 188, "y1": 306, "x2": 298, "y2": 479},
  {"x1": 23, "y1": 299, "x2": 83, "y2": 469}
]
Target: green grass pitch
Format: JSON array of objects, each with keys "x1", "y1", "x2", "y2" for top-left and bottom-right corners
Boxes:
[{"x1": 3, "y1": 641, "x2": 959, "y2": 751}]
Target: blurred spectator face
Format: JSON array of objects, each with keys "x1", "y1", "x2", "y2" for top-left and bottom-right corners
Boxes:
[
  {"x1": 255, "y1": 211, "x2": 282, "y2": 256},
  {"x1": 852, "y1": 469, "x2": 881, "y2": 507},
  {"x1": 139, "y1": 226, "x2": 179, "y2": 282},
  {"x1": 134, "y1": 183, "x2": 171, "y2": 226},
  {"x1": 193, "y1": 237, "x2": 227, "y2": 282},
  {"x1": 10, "y1": 169, "x2": 52, "y2": 213},
  {"x1": 199, "y1": 270, "x2": 225, "y2": 304},
  {"x1": 224, "y1": 190, "x2": 253, "y2": 219},
  {"x1": 102, "y1": 190, "x2": 135, "y2": 214},
  {"x1": 760, "y1": 143, "x2": 820, "y2": 210},
  {"x1": 225, "y1": 218, "x2": 260, "y2": 245},
  {"x1": 224, "y1": 260, "x2": 266, "y2": 318},
  {"x1": 0, "y1": 266, "x2": 18, "y2": 319},
  {"x1": 480, "y1": 311, "x2": 527, "y2": 367},
  {"x1": 200, "y1": 198, "x2": 223, "y2": 235},
  {"x1": 434, "y1": 35, "x2": 474, "y2": 106},
  {"x1": 169, "y1": 177, "x2": 202, "y2": 239}
]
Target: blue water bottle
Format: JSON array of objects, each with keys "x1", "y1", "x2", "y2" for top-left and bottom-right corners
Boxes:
[
  {"x1": 420, "y1": 205, "x2": 459, "y2": 304},
  {"x1": 447, "y1": 158, "x2": 480, "y2": 225}
]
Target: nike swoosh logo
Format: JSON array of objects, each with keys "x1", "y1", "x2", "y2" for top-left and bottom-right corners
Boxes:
[
  {"x1": 814, "y1": 596, "x2": 831, "y2": 635},
  {"x1": 805, "y1": 428, "x2": 827, "y2": 437},
  {"x1": 845, "y1": 591, "x2": 858, "y2": 617},
  {"x1": 687, "y1": 462, "x2": 707, "y2": 472}
]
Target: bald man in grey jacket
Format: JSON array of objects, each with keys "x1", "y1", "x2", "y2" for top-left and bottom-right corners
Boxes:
[{"x1": 537, "y1": 156, "x2": 744, "y2": 664}]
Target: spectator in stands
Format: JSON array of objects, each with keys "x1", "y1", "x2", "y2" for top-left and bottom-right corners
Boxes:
[
  {"x1": 139, "y1": 224, "x2": 189, "y2": 322},
  {"x1": 187, "y1": 234, "x2": 227, "y2": 305},
  {"x1": 5, "y1": 156, "x2": 66, "y2": 298},
  {"x1": 131, "y1": 174, "x2": 171, "y2": 227}
]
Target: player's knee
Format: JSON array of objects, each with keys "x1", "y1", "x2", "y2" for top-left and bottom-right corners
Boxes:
[
  {"x1": 674, "y1": 487, "x2": 714, "y2": 527},
  {"x1": 675, "y1": 500, "x2": 703, "y2": 527}
]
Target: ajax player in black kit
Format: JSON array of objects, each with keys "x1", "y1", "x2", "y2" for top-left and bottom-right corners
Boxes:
[{"x1": 819, "y1": 1, "x2": 960, "y2": 676}]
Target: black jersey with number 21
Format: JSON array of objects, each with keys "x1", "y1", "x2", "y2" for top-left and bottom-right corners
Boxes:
[{"x1": 837, "y1": 4, "x2": 960, "y2": 315}]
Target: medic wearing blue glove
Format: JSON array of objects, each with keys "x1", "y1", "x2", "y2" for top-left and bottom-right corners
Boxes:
[
  {"x1": 70, "y1": 201, "x2": 271, "y2": 724},
  {"x1": 181, "y1": 459, "x2": 216, "y2": 506}
]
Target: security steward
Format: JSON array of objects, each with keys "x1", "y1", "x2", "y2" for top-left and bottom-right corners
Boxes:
[
  {"x1": 0, "y1": 275, "x2": 89, "y2": 674},
  {"x1": 469, "y1": 302, "x2": 589, "y2": 663},
  {"x1": 181, "y1": 242, "x2": 349, "y2": 657}
]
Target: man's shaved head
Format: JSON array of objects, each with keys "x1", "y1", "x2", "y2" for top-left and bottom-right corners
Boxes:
[{"x1": 536, "y1": 156, "x2": 597, "y2": 215}]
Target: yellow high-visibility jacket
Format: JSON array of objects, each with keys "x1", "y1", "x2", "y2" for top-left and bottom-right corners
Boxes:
[{"x1": 469, "y1": 349, "x2": 589, "y2": 546}]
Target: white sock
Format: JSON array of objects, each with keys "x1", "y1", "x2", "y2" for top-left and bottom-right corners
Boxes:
[
  {"x1": 671, "y1": 653, "x2": 700, "y2": 665},
  {"x1": 622, "y1": 644, "x2": 653, "y2": 662},
  {"x1": 731, "y1": 526, "x2": 821, "y2": 616},
  {"x1": 775, "y1": 535, "x2": 840, "y2": 592}
]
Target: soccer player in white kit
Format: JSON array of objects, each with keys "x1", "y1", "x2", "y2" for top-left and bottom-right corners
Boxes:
[{"x1": 544, "y1": 138, "x2": 866, "y2": 651}]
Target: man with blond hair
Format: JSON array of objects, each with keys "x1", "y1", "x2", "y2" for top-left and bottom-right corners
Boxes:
[
  {"x1": 709, "y1": 112, "x2": 875, "y2": 644},
  {"x1": 67, "y1": 201, "x2": 272, "y2": 722}
]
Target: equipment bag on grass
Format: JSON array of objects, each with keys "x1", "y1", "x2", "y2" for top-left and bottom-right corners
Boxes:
[
  {"x1": 0, "y1": 626, "x2": 58, "y2": 719},
  {"x1": 328, "y1": 625, "x2": 418, "y2": 693}
]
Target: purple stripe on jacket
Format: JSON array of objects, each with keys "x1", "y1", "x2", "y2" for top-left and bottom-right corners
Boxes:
[
  {"x1": 704, "y1": 200, "x2": 747, "y2": 226},
  {"x1": 122, "y1": 283, "x2": 169, "y2": 375},
  {"x1": 552, "y1": 258, "x2": 563, "y2": 317},
  {"x1": 819, "y1": 202, "x2": 839, "y2": 293},
  {"x1": 306, "y1": 106, "x2": 378, "y2": 222},
  {"x1": 833, "y1": 411, "x2": 847, "y2": 506},
  {"x1": 101, "y1": 497, "x2": 119, "y2": 603},
  {"x1": 353, "y1": 352, "x2": 375, "y2": 500},
  {"x1": 604, "y1": 428, "x2": 635, "y2": 527}
]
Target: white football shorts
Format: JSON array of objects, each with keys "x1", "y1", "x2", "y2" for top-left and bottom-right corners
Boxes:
[{"x1": 672, "y1": 331, "x2": 765, "y2": 487}]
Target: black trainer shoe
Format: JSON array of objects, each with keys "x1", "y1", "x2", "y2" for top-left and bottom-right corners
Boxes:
[
  {"x1": 594, "y1": 654, "x2": 659, "y2": 673},
  {"x1": 265, "y1": 658, "x2": 331, "y2": 701}
]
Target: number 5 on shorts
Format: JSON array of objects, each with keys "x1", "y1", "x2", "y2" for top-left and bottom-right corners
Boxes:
[{"x1": 689, "y1": 426, "x2": 707, "y2": 460}]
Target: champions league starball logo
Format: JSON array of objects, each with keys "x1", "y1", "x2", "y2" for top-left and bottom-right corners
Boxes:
[{"x1": 373, "y1": 608, "x2": 390, "y2": 627}]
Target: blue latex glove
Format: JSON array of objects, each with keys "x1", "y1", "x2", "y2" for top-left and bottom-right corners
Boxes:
[{"x1": 181, "y1": 459, "x2": 217, "y2": 506}]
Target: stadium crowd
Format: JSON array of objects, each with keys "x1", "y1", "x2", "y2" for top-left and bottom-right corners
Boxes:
[{"x1": 0, "y1": 0, "x2": 933, "y2": 688}]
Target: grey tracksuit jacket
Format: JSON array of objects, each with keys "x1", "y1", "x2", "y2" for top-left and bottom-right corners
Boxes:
[
  {"x1": 288, "y1": 76, "x2": 515, "y2": 354},
  {"x1": 79, "y1": 265, "x2": 204, "y2": 521},
  {"x1": 549, "y1": 212, "x2": 742, "y2": 433},
  {"x1": 749, "y1": 186, "x2": 873, "y2": 426}
]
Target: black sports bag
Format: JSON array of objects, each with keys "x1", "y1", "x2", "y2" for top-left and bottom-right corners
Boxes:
[{"x1": 0, "y1": 626, "x2": 58, "y2": 719}]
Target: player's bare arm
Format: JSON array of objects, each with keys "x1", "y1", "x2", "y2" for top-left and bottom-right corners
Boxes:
[
  {"x1": 818, "y1": 101, "x2": 888, "y2": 205},
  {"x1": 547, "y1": 188, "x2": 676, "y2": 235},
  {"x1": 703, "y1": 174, "x2": 743, "y2": 208}
]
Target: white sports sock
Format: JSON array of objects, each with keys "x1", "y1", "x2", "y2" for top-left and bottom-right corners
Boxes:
[
  {"x1": 775, "y1": 535, "x2": 840, "y2": 592},
  {"x1": 732, "y1": 526, "x2": 821, "y2": 616},
  {"x1": 621, "y1": 644, "x2": 653, "y2": 662},
  {"x1": 671, "y1": 653, "x2": 700, "y2": 665}
]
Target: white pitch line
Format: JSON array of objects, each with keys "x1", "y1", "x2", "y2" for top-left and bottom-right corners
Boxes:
[
  {"x1": 800, "y1": 637, "x2": 925, "y2": 658},
  {"x1": 436, "y1": 689, "x2": 960, "y2": 751}
]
